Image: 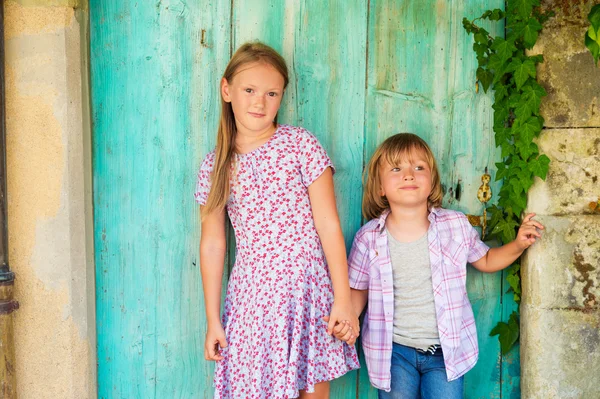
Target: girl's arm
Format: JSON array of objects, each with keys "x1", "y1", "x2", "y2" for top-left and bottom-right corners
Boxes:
[
  {"x1": 308, "y1": 167, "x2": 360, "y2": 337},
  {"x1": 471, "y1": 213, "x2": 544, "y2": 273},
  {"x1": 200, "y1": 206, "x2": 228, "y2": 360}
]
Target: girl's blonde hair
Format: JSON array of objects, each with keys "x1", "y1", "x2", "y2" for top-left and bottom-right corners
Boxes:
[
  {"x1": 363, "y1": 133, "x2": 443, "y2": 220},
  {"x1": 203, "y1": 42, "x2": 289, "y2": 217}
]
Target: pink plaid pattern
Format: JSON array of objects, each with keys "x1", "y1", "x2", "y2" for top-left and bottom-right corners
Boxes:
[{"x1": 348, "y1": 208, "x2": 489, "y2": 391}]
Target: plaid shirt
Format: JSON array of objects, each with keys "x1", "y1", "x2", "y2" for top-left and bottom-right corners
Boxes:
[{"x1": 348, "y1": 208, "x2": 490, "y2": 391}]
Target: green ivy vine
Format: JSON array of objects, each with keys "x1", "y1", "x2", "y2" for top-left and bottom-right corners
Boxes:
[{"x1": 462, "y1": 0, "x2": 553, "y2": 355}]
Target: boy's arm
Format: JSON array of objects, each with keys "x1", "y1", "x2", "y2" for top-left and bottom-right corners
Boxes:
[
  {"x1": 351, "y1": 288, "x2": 368, "y2": 317},
  {"x1": 471, "y1": 213, "x2": 544, "y2": 273}
]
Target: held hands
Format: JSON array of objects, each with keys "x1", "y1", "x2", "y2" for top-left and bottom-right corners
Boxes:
[
  {"x1": 515, "y1": 213, "x2": 544, "y2": 251},
  {"x1": 204, "y1": 323, "x2": 228, "y2": 361},
  {"x1": 322, "y1": 301, "x2": 360, "y2": 346}
]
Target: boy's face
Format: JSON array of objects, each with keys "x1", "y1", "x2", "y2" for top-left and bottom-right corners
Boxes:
[
  {"x1": 221, "y1": 62, "x2": 285, "y2": 137},
  {"x1": 378, "y1": 150, "x2": 432, "y2": 210}
]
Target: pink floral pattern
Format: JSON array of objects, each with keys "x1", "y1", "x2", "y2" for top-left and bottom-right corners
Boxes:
[{"x1": 195, "y1": 125, "x2": 359, "y2": 399}]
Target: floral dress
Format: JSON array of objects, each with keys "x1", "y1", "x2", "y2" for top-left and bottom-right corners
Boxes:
[{"x1": 195, "y1": 125, "x2": 359, "y2": 398}]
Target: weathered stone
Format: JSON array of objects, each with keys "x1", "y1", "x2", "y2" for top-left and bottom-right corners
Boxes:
[
  {"x1": 532, "y1": 1, "x2": 600, "y2": 128},
  {"x1": 522, "y1": 215, "x2": 599, "y2": 310},
  {"x1": 528, "y1": 128, "x2": 600, "y2": 215},
  {"x1": 521, "y1": 305, "x2": 600, "y2": 399}
]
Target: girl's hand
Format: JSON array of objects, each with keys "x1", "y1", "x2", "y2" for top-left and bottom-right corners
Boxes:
[
  {"x1": 323, "y1": 319, "x2": 358, "y2": 346},
  {"x1": 515, "y1": 213, "x2": 544, "y2": 250},
  {"x1": 323, "y1": 301, "x2": 360, "y2": 342},
  {"x1": 204, "y1": 323, "x2": 228, "y2": 361}
]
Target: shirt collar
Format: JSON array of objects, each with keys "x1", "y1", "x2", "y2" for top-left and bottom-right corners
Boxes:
[{"x1": 374, "y1": 207, "x2": 441, "y2": 234}]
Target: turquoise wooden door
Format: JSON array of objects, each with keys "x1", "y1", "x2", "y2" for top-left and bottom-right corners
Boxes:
[{"x1": 91, "y1": 1, "x2": 517, "y2": 398}]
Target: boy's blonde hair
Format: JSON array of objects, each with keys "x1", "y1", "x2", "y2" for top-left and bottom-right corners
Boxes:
[
  {"x1": 363, "y1": 133, "x2": 443, "y2": 220},
  {"x1": 203, "y1": 42, "x2": 289, "y2": 217}
]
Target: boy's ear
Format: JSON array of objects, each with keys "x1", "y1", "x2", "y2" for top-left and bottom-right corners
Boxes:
[{"x1": 221, "y1": 77, "x2": 231, "y2": 103}]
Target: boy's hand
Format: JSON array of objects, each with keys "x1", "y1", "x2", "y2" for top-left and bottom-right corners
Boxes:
[
  {"x1": 515, "y1": 213, "x2": 544, "y2": 250},
  {"x1": 322, "y1": 317, "x2": 358, "y2": 346}
]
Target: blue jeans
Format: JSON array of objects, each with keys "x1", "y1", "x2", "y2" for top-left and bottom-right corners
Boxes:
[{"x1": 378, "y1": 343, "x2": 464, "y2": 399}]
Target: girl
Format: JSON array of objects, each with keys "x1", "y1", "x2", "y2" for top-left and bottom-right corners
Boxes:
[
  {"x1": 336, "y1": 133, "x2": 543, "y2": 398},
  {"x1": 195, "y1": 42, "x2": 359, "y2": 399}
]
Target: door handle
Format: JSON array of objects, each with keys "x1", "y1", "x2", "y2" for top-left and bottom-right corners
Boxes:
[{"x1": 466, "y1": 168, "x2": 492, "y2": 239}]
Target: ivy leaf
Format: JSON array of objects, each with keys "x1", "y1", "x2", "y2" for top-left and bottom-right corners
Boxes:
[
  {"x1": 494, "y1": 83, "x2": 509, "y2": 101},
  {"x1": 585, "y1": 29, "x2": 600, "y2": 66},
  {"x1": 589, "y1": 4, "x2": 600, "y2": 32},
  {"x1": 520, "y1": 18, "x2": 543, "y2": 48},
  {"x1": 477, "y1": 67, "x2": 494, "y2": 93},
  {"x1": 475, "y1": 31, "x2": 489, "y2": 44},
  {"x1": 509, "y1": 196, "x2": 526, "y2": 218},
  {"x1": 529, "y1": 54, "x2": 544, "y2": 64},
  {"x1": 488, "y1": 53, "x2": 507, "y2": 72},
  {"x1": 489, "y1": 9, "x2": 506, "y2": 21},
  {"x1": 474, "y1": 42, "x2": 489, "y2": 59},
  {"x1": 509, "y1": 0, "x2": 539, "y2": 20},
  {"x1": 528, "y1": 154, "x2": 551, "y2": 180},
  {"x1": 510, "y1": 178, "x2": 524, "y2": 195},
  {"x1": 491, "y1": 37, "x2": 518, "y2": 63},
  {"x1": 495, "y1": 162, "x2": 509, "y2": 181},
  {"x1": 517, "y1": 169, "x2": 535, "y2": 191},
  {"x1": 507, "y1": 273, "x2": 521, "y2": 295},
  {"x1": 514, "y1": 115, "x2": 543, "y2": 143},
  {"x1": 489, "y1": 311, "x2": 521, "y2": 355},
  {"x1": 519, "y1": 82, "x2": 547, "y2": 116},
  {"x1": 491, "y1": 215, "x2": 519, "y2": 243},
  {"x1": 509, "y1": 58, "x2": 536, "y2": 90},
  {"x1": 517, "y1": 141, "x2": 539, "y2": 160},
  {"x1": 495, "y1": 127, "x2": 512, "y2": 148}
]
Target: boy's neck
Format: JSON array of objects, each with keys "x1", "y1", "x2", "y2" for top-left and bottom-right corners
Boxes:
[{"x1": 385, "y1": 204, "x2": 430, "y2": 243}]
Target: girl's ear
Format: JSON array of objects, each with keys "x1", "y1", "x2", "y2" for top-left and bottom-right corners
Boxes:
[{"x1": 221, "y1": 77, "x2": 231, "y2": 103}]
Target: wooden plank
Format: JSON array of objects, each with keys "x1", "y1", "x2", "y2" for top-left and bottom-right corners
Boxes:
[
  {"x1": 366, "y1": 1, "x2": 506, "y2": 398},
  {"x1": 501, "y1": 274, "x2": 521, "y2": 399},
  {"x1": 232, "y1": 1, "x2": 367, "y2": 397},
  {"x1": 90, "y1": 0, "x2": 231, "y2": 397}
]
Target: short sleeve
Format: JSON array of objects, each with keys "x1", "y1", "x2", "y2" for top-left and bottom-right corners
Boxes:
[
  {"x1": 348, "y1": 232, "x2": 371, "y2": 290},
  {"x1": 194, "y1": 152, "x2": 216, "y2": 205},
  {"x1": 297, "y1": 129, "x2": 335, "y2": 187},
  {"x1": 466, "y1": 222, "x2": 490, "y2": 263}
]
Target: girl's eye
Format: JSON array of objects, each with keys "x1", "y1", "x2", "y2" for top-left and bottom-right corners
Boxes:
[
  {"x1": 415, "y1": 166, "x2": 425, "y2": 171},
  {"x1": 245, "y1": 88, "x2": 253, "y2": 93},
  {"x1": 267, "y1": 92, "x2": 278, "y2": 97},
  {"x1": 392, "y1": 167, "x2": 401, "y2": 172}
]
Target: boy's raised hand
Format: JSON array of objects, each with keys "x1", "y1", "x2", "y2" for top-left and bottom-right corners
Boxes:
[{"x1": 515, "y1": 213, "x2": 544, "y2": 250}]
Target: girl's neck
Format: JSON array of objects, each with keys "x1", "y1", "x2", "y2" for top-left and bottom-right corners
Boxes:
[
  {"x1": 385, "y1": 204, "x2": 430, "y2": 243},
  {"x1": 235, "y1": 123, "x2": 277, "y2": 155}
]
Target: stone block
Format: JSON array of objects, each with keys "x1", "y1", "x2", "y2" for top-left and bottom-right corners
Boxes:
[
  {"x1": 533, "y1": 1, "x2": 600, "y2": 128},
  {"x1": 522, "y1": 215, "x2": 599, "y2": 310},
  {"x1": 527, "y1": 128, "x2": 600, "y2": 215},
  {"x1": 521, "y1": 305, "x2": 600, "y2": 399}
]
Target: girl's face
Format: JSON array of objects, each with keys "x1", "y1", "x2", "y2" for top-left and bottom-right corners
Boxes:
[
  {"x1": 221, "y1": 62, "x2": 285, "y2": 137},
  {"x1": 379, "y1": 149, "x2": 433, "y2": 210}
]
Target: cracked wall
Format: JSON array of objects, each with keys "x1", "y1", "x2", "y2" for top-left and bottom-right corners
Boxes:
[{"x1": 522, "y1": 1, "x2": 600, "y2": 398}]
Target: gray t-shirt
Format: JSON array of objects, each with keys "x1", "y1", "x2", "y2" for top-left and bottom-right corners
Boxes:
[{"x1": 387, "y1": 229, "x2": 440, "y2": 350}]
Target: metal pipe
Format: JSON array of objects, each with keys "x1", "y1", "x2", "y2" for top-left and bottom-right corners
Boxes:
[{"x1": 0, "y1": 1, "x2": 18, "y2": 397}]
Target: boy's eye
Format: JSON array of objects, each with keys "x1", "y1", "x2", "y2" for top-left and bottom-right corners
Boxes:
[
  {"x1": 245, "y1": 88, "x2": 253, "y2": 93},
  {"x1": 267, "y1": 92, "x2": 278, "y2": 97}
]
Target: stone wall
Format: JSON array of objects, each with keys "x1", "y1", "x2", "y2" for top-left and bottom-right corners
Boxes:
[
  {"x1": 3, "y1": 1, "x2": 95, "y2": 398},
  {"x1": 522, "y1": 1, "x2": 600, "y2": 398}
]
